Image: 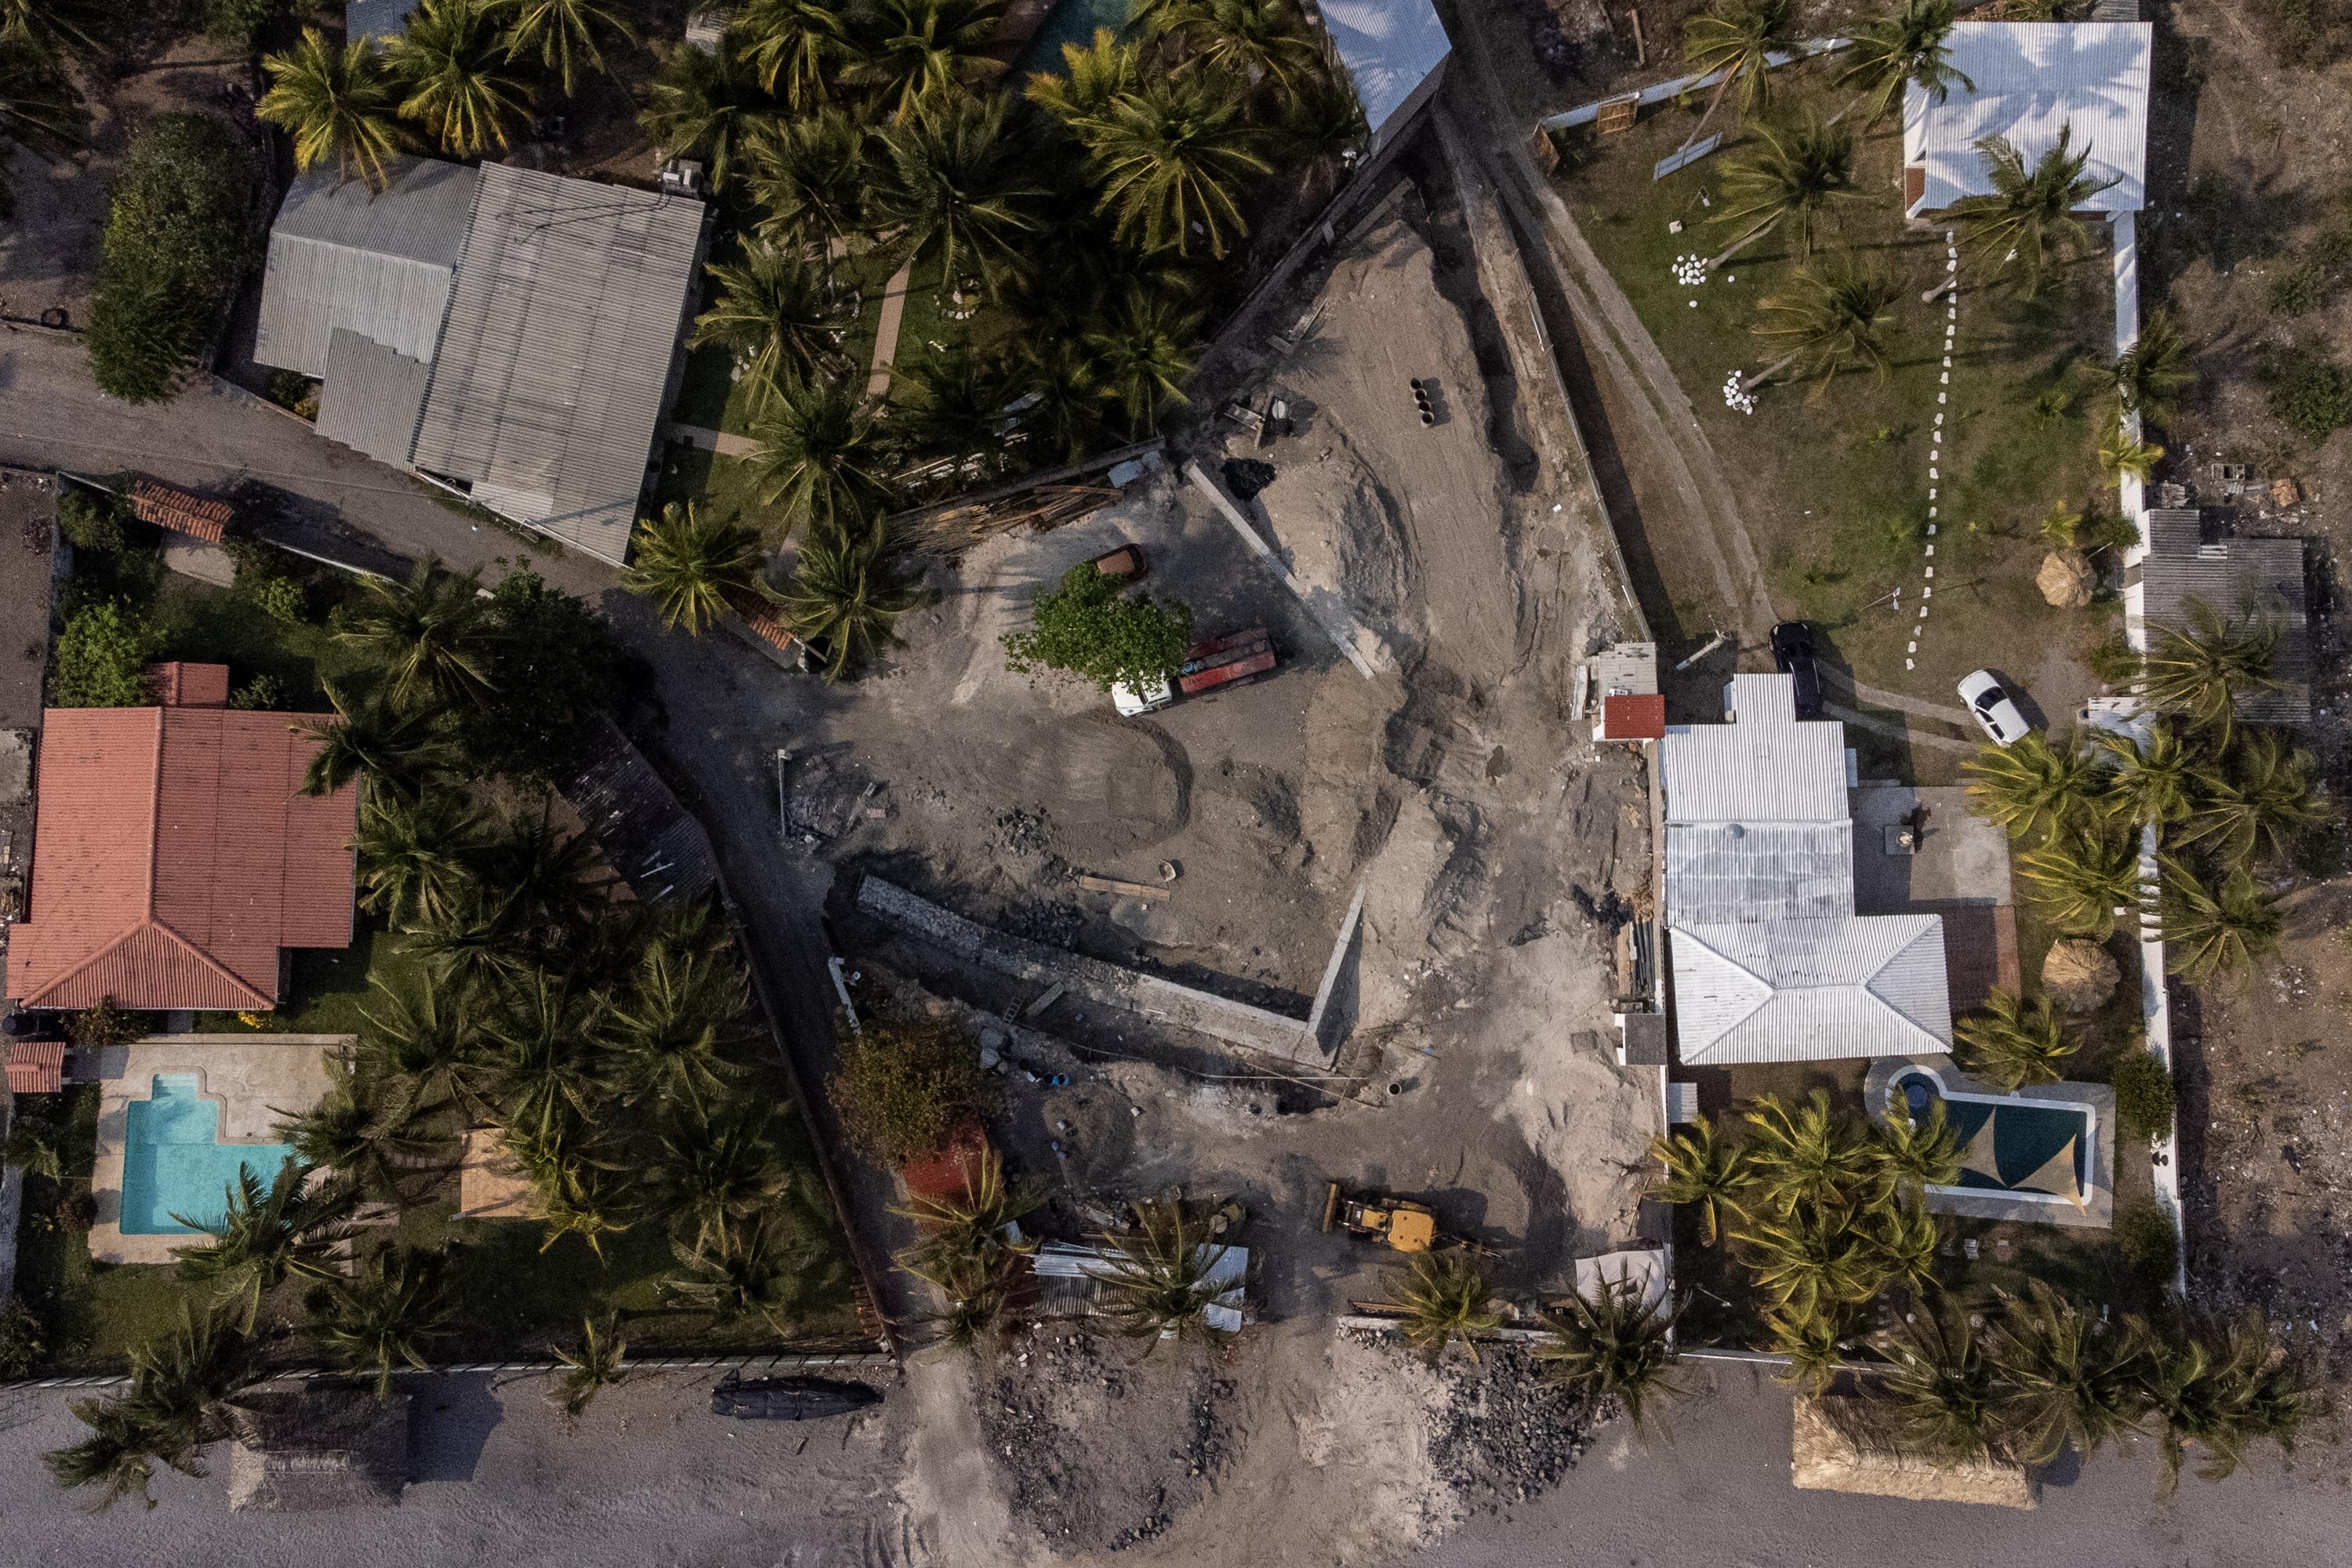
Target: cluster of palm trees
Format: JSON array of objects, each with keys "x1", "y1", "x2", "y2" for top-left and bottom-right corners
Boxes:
[
  {"x1": 1960, "y1": 610, "x2": 2330, "y2": 987},
  {"x1": 1646, "y1": 1098, "x2": 2313, "y2": 1487},
  {"x1": 0, "y1": 0, "x2": 105, "y2": 212},
  {"x1": 1673, "y1": 0, "x2": 2125, "y2": 401},
  {"x1": 257, "y1": 0, "x2": 636, "y2": 182}
]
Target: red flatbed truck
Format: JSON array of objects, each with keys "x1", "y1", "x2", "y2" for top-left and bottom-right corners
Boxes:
[{"x1": 1112, "y1": 628, "x2": 1279, "y2": 715}]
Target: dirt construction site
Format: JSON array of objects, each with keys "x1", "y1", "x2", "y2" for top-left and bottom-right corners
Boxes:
[{"x1": 720, "y1": 116, "x2": 1666, "y2": 1562}]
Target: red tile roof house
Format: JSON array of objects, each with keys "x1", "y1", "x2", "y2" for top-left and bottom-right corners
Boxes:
[{"x1": 3, "y1": 664, "x2": 358, "y2": 1013}]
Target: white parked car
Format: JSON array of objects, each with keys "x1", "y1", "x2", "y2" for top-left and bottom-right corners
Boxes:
[{"x1": 1958, "y1": 670, "x2": 2032, "y2": 746}]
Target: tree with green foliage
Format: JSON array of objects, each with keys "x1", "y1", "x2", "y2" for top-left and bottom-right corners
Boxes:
[
  {"x1": 85, "y1": 114, "x2": 254, "y2": 403},
  {"x1": 274, "y1": 1054, "x2": 446, "y2": 1207},
  {"x1": 1677, "y1": 0, "x2": 1797, "y2": 146},
  {"x1": 2110, "y1": 1051, "x2": 2176, "y2": 1143},
  {"x1": 49, "y1": 601, "x2": 162, "y2": 707},
  {"x1": 1761, "y1": 1301, "x2": 1853, "y2": 1394},
  {"x1": 2114, "y1": 1200, "x2": 2177, "y2": 1287},
  {"x1": 204, "y1": 0, "x2": 304, "y2": 49},
  {"x1": 313, "y1": 1243, "x2": 458, "y2": 1396},
  {"x1": 1091, "y1": 1199, "x2": 1232, "y2": 1344},
  {"x1": 1873, "y1": 1099, "x2": 1961, "y2": 1194},
  {"x1": 872, "y1": 92, "x2": 1046, "y2": 294},
  {"x1": 1537, "y1": 1276, "x2": 1681, "y2": 1433},
  {"x1": 843, "y1": 0, "x2": 1007, "y2": 122},
  {"x1": 297, "y1": 680, "x2": 452, "y2": 802},
  {"x1": 1002, "y1": 559, "x2": 1193, "y2": 695},
  {"x1": 1025, "y1": 26, "x2": 1139, "y2": 124},
  {"x1": 1156, "y1": 0, "x2": 1327, "y2": 107},
  {"x1": 85, "y1": 272, "x2": 203, "y2": 402},
  {"x1": 828, "y1": 1012, "x2": 991, "y2": 1164},
  {"x1": 1740, "y1": 1091, "x2": 1882, "y2": 1215},
  {"x1": 390, "y1": 0, "x2": 533, "y2": 157},
  {"x1": 1732, "y1": 1205, "x2": 1886, "y2": 1319},
  {"x1": 1020, "y1": 336, "x2": 1108, "y2": 461},
  {"x1": 0, "y1": 42, "x2": 85, "y2": 217},
  {"x1": 735, "y1": 0, "x2": 845, "y2": 109},
  {"x1": 746, "y1": 376, "x2": 900, "y2": 532},
  {"x1": 1645, "y1": 1115, "x2": 1751, "y2": 1245},
  {"x1": 622, "y1": 501, "x2": 771, "y2": 636},
  {"x1": 1744, "y1": 259, "x2": 1896, "y2": 398},
  {"x1": 2014, "y1": 823, "x2": 2144, "y2": 939},
  {"x1": 2177, "y1": 729, "x2": 2328, "y2": 867},
  {"x1": 1835, "y1": 0, "x2": 1970, "y2": 127},
  {"x1": 1953, "y1": 988, "x2": 2078, "y2": 1090},
  {"x1": 495, "y1": 0, "x2": 635, "y2": 96},
  {"x1": 1870, "y1": 1193, "x2": 1942, "y2": 1295},
  {"x1": 1876, "y1": 1299, "x2": 1999, "y2": 1457},
  {"x1": 481, "y1": 973, "x2": 607, "y2": 1142},
  {"x1": 691, "y1": 247, "x2": 847, "y2": 397},
  {"x1": 260, "y1": 27, "x2": 407, "y2": 192},
  {"x1": 170, "y1": 1157, "x2": 360, "y2": 1331},
  {"x1": 1085, "y1": 284, "x2": 1203, "y2": 436},
  {"x1": 640, "y1": 31, "x2": 766, "y2": 191},
  {"x1": 663, "y1": 1212, "x2": 818, "y2": 1333},
  {"x1": 1392, "y1": 1250, "x2": 1498, "y2": 1363},
  {"x1": 1708, "y1": 112, "x2": 1863, "y2": 270},
  {"x1": 742, "y1": 107, "x2": 869, "y2": 268},
  {"x1": 460, "y1": 568, "x2": 622, "y2": 780},
  {"x1": 894, "y1": 1146, "x2": 1045, "y2": 1346},
  {"x1": 1074, "y1": 72, "x2": 1271, "y2": 260},
  {"x1": 45, "y1": 1308, "x2": 255, "y2": 1512},
  {"x1": 1949, "y1": 125, "x2": 2118, "y2": 297},
  {"x1": 649, "y1": 1112, "x2": 789, "y2": 1256},
  {"x1": 360, "y1": 974, "x2": 488, "y2": 1119},
  {"x1": 2112, "y1": 308, "x2": 2195, "y2": 430},
  {"x1": 336, "y1": 557, "x2": 501, "y2": 712},
  {"x1": 2139, "y1": 1310, "x2": 2313, "y2": 1496},
  {"x1": 0, "y1": 0, "x2": 107, "y2": 61},
  {"x1": 780, "y1": 511, "x2": 925, "y2": 681},
  {"x1": 597, "y1": 941, "x2": 750, "y2": 1122},
  {"x1": 1987, "y1": 1281, "x2": 2150, "y2": 1465},
  {"x1": 56, "y1": 488, "x2": 126, "y2": 551},
  {"x1": 899, "y1": 345, "x2": 1018, "y2": 466},
  {"x1": 2092, "y1": 721, "x2": 2212, "y2": 828},
  {"x1": 2157, "y1": 857, "x2": 2283, "y2": 985}
]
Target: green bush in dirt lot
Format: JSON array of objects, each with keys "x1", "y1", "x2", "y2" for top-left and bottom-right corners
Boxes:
[
  {"x1": 0, "y1": 1295, "x2": 45, "y2": 1380},
  {"x1": 2114, "y1": 1200, "x2": 2179, "y2": 1286},
  {"x1": 2111, "y1": 1051, "x2": 2178, "y2": 1142},
  {"x1": 2259, "y1": 343, "x2": 2352, "y2": 442},
  {"x1": 85, "y1": 114, "x2": 257, "y2": 405},
  {"x1": 49, "y1": 601, "x2": 163, "y2": 708},
  {"x1": 1002, "y1": 561, "x2": 1193, "y2": 695},
  {"x1": 56, "y1": 489, "x2": 128, "y2": 553},
  {"x1": 2264, "y1": 262, "x2": 2328, "y2": 318},
  {"x1": 828, "y1": 1014, "x2": 993, "y2": 1166}
]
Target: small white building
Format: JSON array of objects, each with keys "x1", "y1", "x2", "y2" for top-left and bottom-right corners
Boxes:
[
  {"x1": 1312, "y1": 0, "x2": 1452, "y2": 155},
  {"x1": 1902, "y1": 22, "x2": 2152, "y2": 220}
]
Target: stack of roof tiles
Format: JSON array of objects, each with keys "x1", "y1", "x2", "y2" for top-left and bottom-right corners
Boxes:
[{"x1": 127, "y1": 480, "x2": 232, "y2": 545}]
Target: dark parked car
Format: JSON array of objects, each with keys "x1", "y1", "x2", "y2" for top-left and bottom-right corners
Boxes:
[
  {"x1": 1769, "y1": 622, "x2": 1824, "y2": 717},
  {"x1": 710, "y1": 1374, "x2": 883, "y2": 1421}
]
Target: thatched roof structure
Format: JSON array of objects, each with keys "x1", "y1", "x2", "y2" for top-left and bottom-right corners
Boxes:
[
  {"x1": 1791, "y1": 1394, "x2": 2037, "y2": 1509},
  {"x1": 227, "y1": 1388, "x2": 409, "y2": 1512}
]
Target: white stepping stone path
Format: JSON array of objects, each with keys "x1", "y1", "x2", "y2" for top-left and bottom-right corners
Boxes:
[{"x1": 1908, "y1": 234, "x2": 1959, "y2": 672}]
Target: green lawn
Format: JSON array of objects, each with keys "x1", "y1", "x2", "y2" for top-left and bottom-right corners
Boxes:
[
  {"x1": 194, "y1": 920, "x2": 418, "y2": 1036},
  {"x1": 1556, "y1": 69, "x2": 2113, "y2": 708},
  {"x1": 147, "y1": 572, "x2": 368, "y2": 710}
]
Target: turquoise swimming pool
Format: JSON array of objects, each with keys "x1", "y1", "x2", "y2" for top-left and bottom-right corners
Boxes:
[{"x1": 120, "y1": 1073, "x2": 298, "y2": 1236}]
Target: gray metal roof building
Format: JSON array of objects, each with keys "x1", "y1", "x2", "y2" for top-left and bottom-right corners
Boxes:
[
  {"x1": 2132, "y1": 509, "x2": 2311, "y2": 725},
  {"x1": 1659, "y1": 676, "x2": 1953, "y2": 1066},
  {"x1": 254, "y1": 158, "x2": 706, "y2": 564}
]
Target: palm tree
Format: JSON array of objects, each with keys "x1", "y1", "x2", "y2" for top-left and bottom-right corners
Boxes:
[
  {"x1": 1160, "y1": 0, "x2": 1326, "y2": 106},
  {"x1": 0, "y1": 43, "x2": 86, "y2": 213},
  {"x1": 481, "y1": 970, "x2": 606, "y2": 1145},
  {"x1": 2178, "y1": 731, "x2": 2330, "y2": 869},
  {"x1": 404, "y1": 885, "x2": 534, "y2": 996},
  {"x1": 45, "y1": 1307, "x2": 256, "y2": 1511},
  {"x1": 1952, "y1": 988, "x2": 2078, "y2": 1091},
  {"x1": 1021, "y1": 337, "x2": 1107, "y2": 462},
  {"x1": 296, "y1": 681, "x2": 452, "y2": 802},
  {"x1": 1085, "y1": 285, "x2": 1203, "y2": 436},
  {"x1": 649, "y1": 1112, "x2": 788, "y2": 1255},
  {"x1": 1960, "y1": 730, "x2": 2099, "y2": 841},
  {"x1": 2015, "y1": 823, "x2": 2144, "y2": 939},
  {"x1": 4, "y1": 1116, "x2": 63, "y2": 1180},
  {"x1": 1760, "y1": 1301, "x2": 1851, "y2": 1395},
  {"x1": 1390, "y1": 1250, "x2": 1497, "y2": 1363},
  {"x1": 844, "y1": 0, "x2": 1007, "y2": 122},
  {"x1": 388, "y1": 0, "x2": 534, "y2": 157},
  {"x1": 1873, "y1": 1099, "x2": 1960, "y2": 1195},
  {"x1": 1740, "y1": 1091, "x2": 1881, "y2": 1215},
  {"x1": 315, "y1": 1243, "x2": 457, "y2": 1397},
  {"x1": 1277, "y1": 67, "x2": 1367, "y2": 162},
  {"x1": 2112, "y1": 308, "x2": 2194, "y2": 429},
  {"x1": 550, "y1": 1312, "x2": 630, "y2": 1419},
  {"x1": 0, "y1": 0, "x2": 105, "y2": 61},
  {"x1": 1877, "y1": 1300, "x2": 1998, "y2": 1457},
  {"x1": 45, "y1": 1396, "x2": 189, "y2": 1512},
  {"x1": 1537, "y1": 1276, "x2": 1681, "y2": 1434},
  {"x1": 1078, "y1": 73, "x2": 1272, "y2": 260},
  {"x1": 780, "y1": 512, "x2": 924, "y2": 682},
  {"x1": 2157, "y1": 858, "x2": 2283, "y2": 986},
  {"x1": 1090, "y1": 1200, "x2": 1232, "y2": 1343},
  {"x1": 1834, "y1": 0, "x2": 1970, "y2": 128},
  {"x1": 2099, "y1": 412, "x2": 2165, "y2": 489},
  {"x1": 691, "y1": 247, "x2": 846, "y2": 397},
  {"x1": 2137, "y1": 1309, "x2": 2313, "y2": 1495},
  {"x1": 359, "y1": 975, "x2": 489, "y2": 1116},
  {"x1": 170, "y1": 1157, "x2": 359, "y2": 1330},
  {"x1": 2141, "y1": 598, "x2": 2281, "y2": 742},
  {"x1": 664, "y1": 1214, "x2": 813, "y2": 1333},
  {"x1": 900, "y1": 345, "x2": 1017, "y2": 465},
  {"x1": 892, "y1": 1145, "x2": 1045, "y2": 1282},
  {"x1": 335, "y1": 557, "x2": 501, "y2": 712},
  {"x1": 495, "y1": 0, "x2": 634, "y2": 97},
  {"x1": 1645, "y1": 1115, "x2": 1751, "y2": 1245},
  {"x1": 1948, "y1": 125, "x2": 2117, "y2": 298},
  {"x1": 1025, "y1": 26, "x2": 1139, "y2": 125},
  {"x1": 2093, "y1": 721, "x2": 2212, "y2": 828},
  {"x1": 640, "y1": 33, "x2": 766, "y2": 192},
  {"x1": 873, "y1": 93, "x2": 1046, "y2": 293},
  {"x1": 354, "y1": 789, "x2": 488, "y2": 927},
  {"x1": 597, "y1": 942, "x2": 749, "y2": 1121},
  {"x1": 746, "y1": 378, "x2": 899, "y2": 532},
  {"x1": 1743, "y1": 260, "x2": 1896, "y2": 399},
  {"x1": 514, "y1": 1131, "x2": 635, "y2": 1258},
  {"x1": 260, "y1": 28, "x2": 408, "y2": 193},
  {"x1": 622, "y1": 501, "x2": 771, "y2": 636},
  {"x1": 273, "y1": 1055, "x2": 446, "y2": 1207},
  {"x1": 473, "y1": 804, "x2": 612, "y2": 940},
  {"x1": 735, "y1": 0, "x2": 845, "y2": 109},
  {"x1": 1733, "y1": 1207, "x2": 1885, "y2": 1319},
  {"x1": 1708, "y1": 112, "x2": 1861, "y2": 270},
  {"x1": 1986, "y1": 1281, "x2": 2150, "y2": 1465},
  {"x1": 1677, "y1": 0, "x2": 1798, "y2": 149},
  {"x1": 741, "y1": 108, "x2": 869, "y2": 268},
  {"x1": 1870, "y1": 1192, "x2": 1942, "y2": 1295}
]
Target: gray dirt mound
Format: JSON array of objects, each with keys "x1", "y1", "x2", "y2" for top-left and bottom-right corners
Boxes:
[
  {"x1": 1426, "y1": 1345, "x2": 1605, "y2": 1509},
  {"x1": 979, "y1": 1327, "x2": 1237, "y2": 1555}
]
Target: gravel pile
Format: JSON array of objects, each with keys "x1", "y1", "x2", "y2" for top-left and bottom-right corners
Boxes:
[{"x1": 1426, "y1": 1345, "x2": 1602, "y2": 1508}]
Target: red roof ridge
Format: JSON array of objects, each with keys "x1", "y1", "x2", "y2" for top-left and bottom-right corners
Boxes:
[{"x1": 145, "y1": 914, "x2": 276, "y2": 1008}]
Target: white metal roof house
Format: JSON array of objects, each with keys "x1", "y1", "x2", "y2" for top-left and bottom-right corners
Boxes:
[
  {"x1": 1659, "y1": 675, "x2": 1952, "y2": 1067},
  {"x1": 254, "y1": 158, "x2": 708, "y2": 564},
  {"x1": 1902, "y1": 22, "x2": 2152, "y2": 220},
  {"x1": 1311, "y1": 0, "x2": 1451, "y2": 155}
]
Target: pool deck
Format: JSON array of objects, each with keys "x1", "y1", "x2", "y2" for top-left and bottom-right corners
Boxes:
[
  {"x1": 89, "y1": 1036, "x2": 343, "y2": 1265},
  {"x1": 1864, "y1": 1055, "x2": 2117, "y2": 1230}
]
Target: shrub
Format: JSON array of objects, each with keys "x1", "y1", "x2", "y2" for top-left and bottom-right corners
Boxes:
[
  {"x1": 2111, "y1": 1051, "x2": 2178, "y2": 1142},
  {"x1": 0, "y1": 1295, "x2": 44, "y2": 1380},
  {"x1": 2260, "y1": 0, "x2": 2352, "y2": 67},
  {"x1": 49, "y1": 601, "x2": 163, "y2": 708},
  {"x1": 1002, "y1": 562, "x2": 1193, "y2": 695},
  {"x1": 2114, "y1": 1201, "x2": 2179, "y2": 1287},
  {"x1": 205, "y1": 0, "x2": 304, "y2": 45},
  {"x1": 84, "y1": 115, "x2": 256, "y2": 405},
  {"x1": 266, "y1": 368, "x2": 312, "y2": 409},
  {"x1": 53, "y1": 1189, "x2": 96, "y2": 1231},
  {"x1": 86, "y1": 274, "x2": 202, "y2": 404},
  {"x1": 250, "y1": 575, "x2": 307, "y2": 626},
  {"x1": 454, "y1": 570, "x2": 625, "y2": 780},
  {"x1": 2261, "y1": 343, "x2": 2352, "y2": 443},
  {"x1": 66, "y1": 996, "x2": 143, "y2": 1047},
  {"x1": 230, "y1": 673, "x2": 286, "y2": 710},
  {"x1": 2087, "y1": 633, "x2": 2141, "y2": 684},
  {"x1": 828, "y1": 1014, "x2": 993, "y2": 1166},
  {"x1": 56, "y1": 489, "x2": 128, "y2": 552},
  {"x1": 2265, "y1": 262, "x2": 2328, "y2": 317}
]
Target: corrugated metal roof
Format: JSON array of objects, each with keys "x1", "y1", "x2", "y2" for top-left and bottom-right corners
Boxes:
[
  {"x1": 410, "y1": 163, "x2": 706, "y2": 564},
  {"x1": 553, "y1": 711, "x2": 719, "y2": 904},
  {"x1": 5, "y1": 707, "x2": 356, "y2": 1011},
  {"x1": 1659, "y1": 674, "x2": 1848, "y2": 825},
  {"x1": 1902, "y1": 23, "x2": 2151, "y2": 213},
  {"x1": 1666, "y1": 822, "x2": 1853, "y2": 926},
  {"x1": 315, "y1": 327, "x2": 434, "y2": 466},
  {"x1": 1670, "y1": 916, "x2": 1952, "y2": 1065},
  {"x1": 345, "y1": 0, "x2": 412, "y2": 41},
  {"x1": 1316, "y1": 0, "x2": 1452, "y2": 147},
  {"x1": 2142, "y1": 507, "x2": 2201, "y2": 555},
  {"x1": 2140, "y1": 533, "x2": 2311, "y2": 724},
  {"x1": 254, "y1": 158, "x2": 477, "y2": 377}
]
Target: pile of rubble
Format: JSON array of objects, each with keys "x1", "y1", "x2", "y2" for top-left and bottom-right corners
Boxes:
[{"x1": 1425, "y1": 1345, "x2": 1603, "y2": 1508}]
